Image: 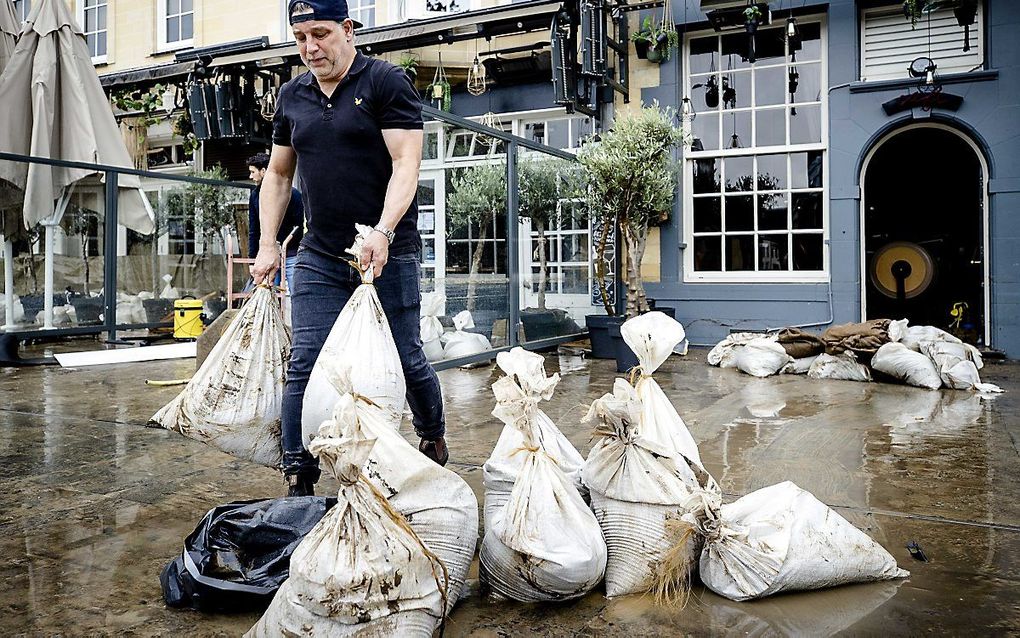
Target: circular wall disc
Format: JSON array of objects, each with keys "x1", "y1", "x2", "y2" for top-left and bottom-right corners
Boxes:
[{"x1": 869, "y1": 241, "x2": 935, "y2": 299}]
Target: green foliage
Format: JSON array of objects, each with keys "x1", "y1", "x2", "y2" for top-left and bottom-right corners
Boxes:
[
  {"x1": 398, "y1": 54, "x2": 419, "y2": 72},
  {"x1": 630, "y1": 15, "x2": 679, "y2": 61},
  {"x1": 171, "y1": 113, "x2": 200, "y2": 156},
  {"x1": 446, "y1": 162, "x2": 506, "y2": 228},
  {"x1": 743, "y1": 5, "x2": 763, "y2": 23},
  {"x1": 159, "y1": 166, "x2": 244, "y2": 250},
  {"x1": 111, "y1": 84, "x2": 166, "y2": 127},
  {"x1": 902, "y1": 0, "x2": 960, "y2": 27},
  {"x1": 427, "y1": 80, "x2": 452, "y2": 112},
  {"x1": 519, "y1": 159, "x2": 574, "y2": 226}
]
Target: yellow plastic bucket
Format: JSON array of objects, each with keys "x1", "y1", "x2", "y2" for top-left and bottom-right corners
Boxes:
[{"x1": 173, "y1": 298, "x2": 205, "y2": 340}]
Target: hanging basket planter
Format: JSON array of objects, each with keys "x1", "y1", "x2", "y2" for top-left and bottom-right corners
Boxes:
[{"x1": 427, "y1": 54, "x2": 452, "y2": 112}]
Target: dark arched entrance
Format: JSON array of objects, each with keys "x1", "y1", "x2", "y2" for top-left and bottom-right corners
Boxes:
[{"x1": 862, "y1": 125, "x2": 986, "y2": 345}]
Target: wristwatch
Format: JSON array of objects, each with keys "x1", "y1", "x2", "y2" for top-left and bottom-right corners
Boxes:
[{"x1": 373, "y1": 225, "x2": 396, "y2": 244}]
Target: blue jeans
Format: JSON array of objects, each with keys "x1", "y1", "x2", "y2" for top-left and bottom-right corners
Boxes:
[{"x1": 281, "y1": 247, "x2": 445, "y2": 480}]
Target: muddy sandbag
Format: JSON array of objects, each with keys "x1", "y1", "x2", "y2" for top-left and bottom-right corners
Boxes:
[
  {"x1": 707, "y1": 332, "x2": 770, "y2": 368},
  {"x1": 420, "y1": 292, "x2": 446, "y2": 362},
  {"x1": 781, "y1": 355, "x2": 818, "y2": 375},
  {"x1": 160, "y1": 497, "x2": 336, "y2": 612},
  {"x1": 302, "y1": 225, "x2": 406, "y2": 436},
  {"x1": 658, "y1": 482, "x2": 909, "y2": 602},
  {"x1": 304, "y1": 360, "x2": 478, "y2": 613},
  {"x1": 583, "y1": 378, "x2": 719, "y2": 598},
  {"x1": 919, "y1": 340, "x2": 1002, "y2": 393},
  {"x1": 777, "y1": 328, "x2": 826, "y2": 359},
  {"x1": 480, "y1": 348, "x2": 606, "y2": 602},
  {"x1": 871, "y1": 342, "x2": 942, "y2": 390},
  {"x1": 822, "y1": 319, "x2": 907, "y2": 360},
  {"x1": 442, "y1": 309, "x2": 491, "y2": 359},
  {"x1": 247, "y1": 401, "x2": 448, "y2": 637},
  {"x1": 807, "y1": 352, "x2": 872, "y2": 382},
  {"x1": 150, "y1": 285, "x2": 289, "y2": 466},
  {"x1": 482, "y1": 349, "x2": 586, "y2": 525},
  {"x1": 735, "y1": 338, "x2": 792, "y2": 378},
  {"x1": 900, "y1": 325, "x2": 963, "y2": 353}
]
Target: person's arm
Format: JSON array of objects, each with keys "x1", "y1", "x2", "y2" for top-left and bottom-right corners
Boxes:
[
  {"x1": 360, "y1": 129, "x2": 423, "y2": 277},
  {"x1": 251, "y1": 145, "x2": 297, "y2": 283}
]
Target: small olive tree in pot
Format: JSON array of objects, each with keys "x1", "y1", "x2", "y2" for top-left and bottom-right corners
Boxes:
[{"x1": 445, "y1": 161, "x2": 506, "y2": 313}]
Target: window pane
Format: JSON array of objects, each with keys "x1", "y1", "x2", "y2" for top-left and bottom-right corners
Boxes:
[
  {"x1": 547, "y1": 119, "x2": 569, "y2": 149},
  {"x1": 790, "y1": 104, "x2": 821, "y2": 144},
  {"x1": 451, "y1": 133, "x2": 471, "y2": 157},
  {"x1": 693, "y1": 197, "x2": 721, "y2": 232},
  {"x1": 755, "y1": 28, "x2": 786, "y2": 64},
  {"x1": 167, "y1": 16, "x2": 179, "y2": 42},
  {"x1": 693, "y1": 158, "x2": 720, "y2": 194},
  {"x1": 792, "y1": 192, "x2": 823, "y2": 229},
  {"x1": 86, "y1": 33, "x2": 96, "y2": 55},
  {"x1": 417, "y1": 181, "x2": 435, "y2": 206},
  {"x1": 689, "y1": 36, "x2": 718, "y2": 75},
  {"x1": 525, "y1": 122, "x2": 544, "y2": 145},
  {"x1": 756, "y1": 154, "x2": 787, "y2": 190},
  {"x1": 795, "y1": 22, "x2": 822, "y2": 62},
  {"x1": 792, "y1": 233, "x2": 824, "y2": 270},
  {"x1": 722, "y1": 111, "x2": 750, "y2": 149},
  {"x1": 563, "y1": 233, "x2": 588, "y2": 262},
  {"x1": 85, "y1": 10, "x2": 95, "y2": 31},
  {"x1": 758, "y1": 192, "x2": 788, "y2": 231},
  {"x1": 725, "y1": 195, "x2": 753, "y2": 231},
  {"x1": 97, "y1": 31, "x2": 106, "y2": 56},
  {"x1": 573, "y1": 118, "x2": 593, "y2": 147},
  {"x1": 724, "y1": 156, "x2": 752, "y2": 192},
  {"x1": 181, "y1": 13, "x2": 193, "y2": 40},
  {"x1": 97, "y1": 5, "x2": 106, "y2": 28},
  {"x1": 756, "y1": 108, "x2": 786, "y2": 147},
  {"x1": 168, "y1": 0, "x2": 180, "y2": 15},
  {"x1": 726, "y1": 235, "x2": 755, "y2": 271},
  {"x1": 692, "y1": 74, "x2": 720, "y2": 113},
  {"x1": 693, "y1": 236, "x2": 722, "y2": 271},
  {"x1": 722, "y1": 71, "x2": 750, "y2": 109},
  {"x1": 791, "y1": 63, "x2": 821, "y2": 104},
  {"x1": 181, "y1": 0, "x2": 193, "y2": 11},
  {"x1": 562, "y1": 267, "x2": 587, "y2": 294},
  {"x1": 755, "y1": 65, "x2": 786, "y2": 107},
  {"x1": 422, "y1": 238, "x2": 435, "y2": 262},
  {"x1": 423, "y1": 131, "x2": 438, "y2": 160},
  {"x1": 692, "y1": 112, "x2": 719, "y2": 151},
  {"x1": 759, "y1": 235, "x2": 789, "y2": 271},
  {"x1": 791, "y1": 151, "x2": 823, "y2": 189},
  {"x1": 721, "y1": 34, "x2": 752, "y2": 70}
]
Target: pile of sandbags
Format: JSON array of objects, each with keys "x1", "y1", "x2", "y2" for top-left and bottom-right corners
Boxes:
[
  {"x1": 247, "y1": 400, "x2": 448, "y2": 637},
  {"x1": 480, "y1": 348, "x2": 606, "y2": 602},
  {"x1": 420, "y1": 292, "x2": 446, "y2": 362},
  {"x1": 442, "y1": 309, "x2": 491, "y2": 360},
  {"x1": 150, "y1": 285, "x2": 289, "y2": 466}
]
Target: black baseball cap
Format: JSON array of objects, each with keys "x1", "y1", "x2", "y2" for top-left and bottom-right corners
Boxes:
[{"x1": 288, "y1": 0, "x2": 364, "y2": 29}]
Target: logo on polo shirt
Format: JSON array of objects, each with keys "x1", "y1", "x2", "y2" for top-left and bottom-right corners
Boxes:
[{"x1": 354, "y1": 97, "x2": 363, "y2": 106}]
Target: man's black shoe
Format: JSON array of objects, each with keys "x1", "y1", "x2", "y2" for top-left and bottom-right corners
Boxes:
[
  {"x1": 419, "y1": 437, "x2": 450, "y2": 467},
  {"x1": 286, "y1": 473, "x2": 316, "y2": 497}
]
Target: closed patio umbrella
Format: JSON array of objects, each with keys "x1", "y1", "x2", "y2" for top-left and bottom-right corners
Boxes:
[
  {"x1": 0, "y1": 0, "x2": 19, "y2": 330},
  {"x1": 0, "y1": 0, "x2": 155, "y2": 328}
]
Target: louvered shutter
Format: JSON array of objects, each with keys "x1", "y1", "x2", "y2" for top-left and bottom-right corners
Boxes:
[{"x1": 861, "y1": 4, "x2": 983, "y2": 82}]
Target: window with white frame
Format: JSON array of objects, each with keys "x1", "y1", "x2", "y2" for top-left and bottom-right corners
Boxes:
[
  {"x1": 684, "y1": 19, "x2": 827, "y2": 281},
  {"x1": 861, "y1": 3, "x2": 983, "y2": 83},
  {"x1": 13, "y1": 0, "x2": 29, "y2": 22},
  {"x1": 77, "y1": 0, "x2": 108, "y2": 63},
  {"x1": 350, "y1": 0, "x2": 376, "y2": 28},
  {"x1": 520, "y1": 115, "x2": 593, "y2": 151},
  {"x1": 158, "y1": 0, "x2": 194, "y2": 52},
  {"x1": 528, "y1": 198, "x2": 590, "y2": 295}
]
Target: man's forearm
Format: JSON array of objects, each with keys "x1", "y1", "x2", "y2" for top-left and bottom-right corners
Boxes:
[
  {"x1": 377, "y1": 155, "x2": 420, "y2": 232},
  {"x1": 258, "y1": 173, "x2": 292, "y2": 247}
]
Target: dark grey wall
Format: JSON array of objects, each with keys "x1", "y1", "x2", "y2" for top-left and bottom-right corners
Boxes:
[
  {"x1": 642, "y1": 0, "x2": 1020, "y2": 355},
  {"x1": 450, "y1": 81, "x2": 556, "y2": 118}
]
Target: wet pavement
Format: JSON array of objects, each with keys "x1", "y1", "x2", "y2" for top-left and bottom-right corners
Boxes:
[{"x1": 2, "y1": 343, "x2": 1019, "y2": 636}]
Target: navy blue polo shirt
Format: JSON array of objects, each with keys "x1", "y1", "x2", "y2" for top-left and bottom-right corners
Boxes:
[{"x1": 272, "y1": 52, "x2": 423, "y2": 257}]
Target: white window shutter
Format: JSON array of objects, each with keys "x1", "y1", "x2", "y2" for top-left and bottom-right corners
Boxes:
[{"x1": 861, "y1": 4, "x2": 983, "y2": 82}]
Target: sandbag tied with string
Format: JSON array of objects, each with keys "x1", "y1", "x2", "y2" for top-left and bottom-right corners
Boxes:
[
  {"x1": 481, "y1": 348, "x2": 587, "y2": 525},
  {"x1": 150, "y1": 284, "x2": 289, "y2": 467},
  {"x1": 480, "y1": 348, "x2": 606, "y2": 602},
  {"x1": 247, "y1": 397, "x2": 449, "y2": 637},
  {"x1": 301, "y1": 224, "x2": 407, "y2": 442},
  {"x1": 582, "y1": 378, "x2": 720, "y2": 598},
  {"x1": 618, "y1": 311, "x2": 705, "y2": 463}
]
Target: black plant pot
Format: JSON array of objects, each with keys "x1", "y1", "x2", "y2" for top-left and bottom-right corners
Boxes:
[
  {"x1": 71, "y1": 296, "x2": 104, "y2": 325},
  {"x1": 954, "y1": 1, "x2": 978, "y2": 26},
  {"x1": 586, "y1": 314, "x2": 624, "y2": 359},
  {"x1": 143, "y1": 298, "x2": 174, "y2": 324},
  {"x1": 634, "y1": 39, "x2": 651, "y2": 60}
]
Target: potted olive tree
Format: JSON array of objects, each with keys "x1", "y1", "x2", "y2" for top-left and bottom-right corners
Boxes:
[
  {"x1": 446, "y1": 162, "x2": 506, "y2": 314},
  {"x1": 577, "y1": 104, "x2": 681, "y2": 364}
]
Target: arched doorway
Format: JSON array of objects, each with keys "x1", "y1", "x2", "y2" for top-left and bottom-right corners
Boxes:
[{"x1": 860, "y1": 123, "x2": 989, "y2": 346}]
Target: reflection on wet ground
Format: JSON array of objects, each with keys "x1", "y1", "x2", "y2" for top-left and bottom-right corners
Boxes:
[{"x1": 1, "y1": 346, "x2": 1018, "y2": 635}]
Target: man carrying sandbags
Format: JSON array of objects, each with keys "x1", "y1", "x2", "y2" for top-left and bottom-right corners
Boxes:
[{"x1": 252, "y1": 0, "x2": 447, "y2": 497}]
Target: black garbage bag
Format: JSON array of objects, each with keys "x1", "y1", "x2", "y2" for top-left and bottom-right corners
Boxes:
[{"x1": 160, "y1": 497, "x2": 336, "y2": 612}]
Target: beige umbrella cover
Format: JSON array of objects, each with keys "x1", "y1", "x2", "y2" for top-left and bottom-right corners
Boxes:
[
  {"x1": 0, "y1": 0, "x2": 17, "y2": 74},
  {"x1": 0, "y1": 0, "x2": 155, "y2": 234}
]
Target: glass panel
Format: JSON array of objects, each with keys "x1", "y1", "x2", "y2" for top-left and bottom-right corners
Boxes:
[
  {"x1": 85, "y1": 9, "x2": 96, "y2": 31},
  {"x1": 97, "y1": 5, "x2": 106, "y2": 28},
  {"x1": 417, "y1": 181, "x2": 435, "y2": 207},
  {"x1": 692, "y1": 112, "x2": 719, "y2": 151},
  {"x1": 693, "y1": 197, "x2": 721, "y2": 232},
  {"x1": 693, "y1": 158, "x2": 720, "y2": 194},
  {"x1": 757, "y1": 192, "x2": 788, "y2": 231},
  {"x1": 755, "y1": 65, "x2": 786, "y2": 107},
  {"x1": 181, "y1": 0, "x2": 193, "y2": 11},
  {"x1": 691, "y1": 74, "x2": 720, "y2": 113},
  {"x1": 524, "y1": 122, "x2": 545, "y2": 145},
  {"x1": 721, "y1": 35, "x2": 752, "y2": 70},
  {"x1": 726, "y1": 235, "x2": 755, "y2": 271},
  {"x1": 756, "y1": 154, "x2": 787, "y2": 190},
  {"x1": 86, "y1": 33, "x2": 96, "y2": 55},
  {"x1": 689, "y1": 36, "x2": 718, "y2": 75},
  {"x1": 97, "y1": 31, "x2": 106, "y2": 56},
  {"x1": 758, "y1": 234, "x2": 789, "y2": 270},
  {"x1": 721, "y1": 71, "x2": 750, "y2": 109},
  {"x1": 573, "y1": 117, "x2": 593, "y2": 147},
  {"x1": 724, "y1": 156, "x2": 753, "y2": 192},
  {"x1": 725, "y1": 195, "x2": 754, "y2": 231},
  {"x1": 561, "y1": 266, "x2": 587, "y2": 293},
  {"x1": 755, "y1": 107, "x2": 786, "y2": 147},
  {"x1": 792, "y1": 233, "x2": 824, "y2": 270},
  {"x1": 181, "y1": 13, "x2": 193, "y2": 40},
  {"x1": 792, "y1": 192, "x2": 823, "y2": 229},
  {"x1": 790, "y1": 104, "x2": 821, "y2": 144},
  {"x1": 722, "y1": 111, "x2": 751, "y2": 149},
  {"x1": 790, "y1": 62, "x2": 822, "y2": 104},
  {"x1": 795, "y1": 22, "x2": 822, "y2": 62},
  {"x1": 755, "y1": 27, "x2": 786, "y2": 64},
  {"x1": 546, "y1": 120, "x2": 569, "y2": 149},
  {"x1": 693, "y1": 236, "x2": 722, "y2": 271},
  {"x1": 791, "y1": 151, "x2": 823, "y2": 189},
  {"x1": 166, "y1": 16, "x2": 179, "y2": 42},
  {"x1": 168, "y1": 0, "x2": 179, "y2": 15},
  {"x1": 423, "y1": 130, "x2": 439, "y2": 160}
]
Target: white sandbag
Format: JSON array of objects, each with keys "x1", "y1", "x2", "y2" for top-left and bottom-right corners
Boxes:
[
  {"x1": 480, "y1": 348, "x2": 606, "y2": 602},
  {"x1": 583, "y1": 379, "x2": 719, "y2": 597},
  {"x1": 735, "y1": 338, "x2": 793, "y2": 378},
  {"x1": 150, "y1": 286, "x2": 289, "y2": 466},
  {"x1": 807, "y1": 352, "x2": 872, "y2": 382},
  {"x1": 302, "y1": 225, "x2": 406, "y2": 438},
  {"x1": 247, "y1": 401, "x2": 447, "y2": 637},
  {"x1": 920, "y1": 340, "x2": 1003, "y2": 393},
  {"x1": 900, "y1": 325, "x2": 961, "y2": 351},
  {"x1": 707, "y1": 332, "x2": 772, "y2": 368},
  {"x1": 159, "y1": 273, "x2": 180, "y2": 300},
  {"x1": 887, "y1": 318, "x2": 909, "y2": 343},
  {"x1": 116, "y1": 293, "x2": 146, "y2": 325},
  {"x1": 620, "y1": 311, "x2": 686, "y2": 372},
  {"x1": 0, "y1": 294, "x2": 25, "y2": 325},
  {"x1": 677, "y1": 482, "x2": 908, "y2": 602},
  {"x1": 871, "y1": 342, "x2": 942, "y2": 390},
  {"x1": 781, "y1": 355, "x2": 818, "y2": 375},
  {"x1": 441, "y1": 309, "x2": 491, "y2": 360},
  {"x1": 420, "y1": 292, "x2": 446, "y2": 363},
  {"x1": 311, "y1": 361, "x2": 478, "y2": 612}
]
